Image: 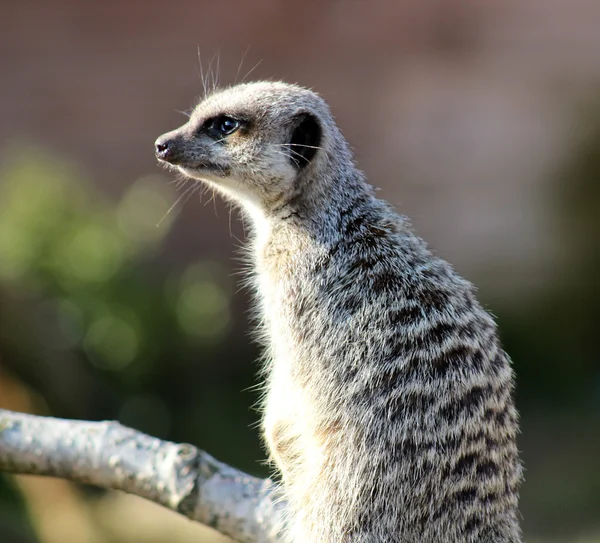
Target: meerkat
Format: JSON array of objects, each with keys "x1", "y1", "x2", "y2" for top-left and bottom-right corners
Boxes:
[{"x1": 155, "y1": 81, "x2": 523, "y2": 543}]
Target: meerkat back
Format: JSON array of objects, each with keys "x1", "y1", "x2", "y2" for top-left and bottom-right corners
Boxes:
[{"x1": 155, "y1": 81, "x2": 523, "y2": 543}]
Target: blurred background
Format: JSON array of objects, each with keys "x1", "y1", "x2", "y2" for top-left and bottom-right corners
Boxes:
[{"x1": 0, "y1": 0, "x2": 599, "y2": 541}]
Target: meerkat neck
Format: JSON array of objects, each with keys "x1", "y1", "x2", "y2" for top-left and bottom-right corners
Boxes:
[{"x1": 262, "y1": 156, "x2": 377, "y2": 239}]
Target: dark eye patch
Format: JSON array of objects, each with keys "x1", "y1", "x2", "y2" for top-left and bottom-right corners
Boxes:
[{"x1": 199, "y1": 115, "x2": 246, "y2": 141}]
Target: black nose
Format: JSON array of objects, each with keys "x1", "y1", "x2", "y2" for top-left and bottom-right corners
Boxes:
[{"x1": 155, "y1": 137, "x2": 175, "y2": 161}]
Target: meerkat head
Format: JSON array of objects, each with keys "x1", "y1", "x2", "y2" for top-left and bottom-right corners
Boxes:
[{"x1": 155, "y1": 81, "x2": 339, "y2": 217}]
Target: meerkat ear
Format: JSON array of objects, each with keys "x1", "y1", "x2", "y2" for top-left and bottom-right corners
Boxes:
[{"x1": 288, "y1": 113, "x2": 322, "y2": 169}]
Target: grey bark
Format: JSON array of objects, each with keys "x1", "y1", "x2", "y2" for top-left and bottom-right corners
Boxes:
[{"x1": 0, "y1": 409, "x2": 285, "y2": 543}]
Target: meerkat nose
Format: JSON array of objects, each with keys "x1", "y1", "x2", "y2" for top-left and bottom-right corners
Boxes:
[{"x1": 154, "y1": 136, "x2": 177, "y2": 162}]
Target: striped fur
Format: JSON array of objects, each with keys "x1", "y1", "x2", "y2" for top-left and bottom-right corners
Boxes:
[{"x1": 156, "y1": 81, "x2": 523, "y2": 543}]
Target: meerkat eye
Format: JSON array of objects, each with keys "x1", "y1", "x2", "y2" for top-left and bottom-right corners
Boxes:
[
  {"x1": 219, "y1": 117, "x2": 240, "y2": 135},
  {"x1": 202, "y1": 116, "x2": 241, "y2": 140}
]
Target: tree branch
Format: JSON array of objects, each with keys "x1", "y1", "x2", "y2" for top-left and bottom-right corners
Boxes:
[{"x1": 0, "y1": 409, "x2": 285, "y2": 543}]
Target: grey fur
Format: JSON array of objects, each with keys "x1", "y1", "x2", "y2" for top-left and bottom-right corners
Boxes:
[{"x1": 155, "y1": 81, "x2": 523, "y2": 543}]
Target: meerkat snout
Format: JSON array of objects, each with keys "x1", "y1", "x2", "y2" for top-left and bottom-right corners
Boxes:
[{"x1": 154, "y1": 133, "x2": 180, "y2": 163}]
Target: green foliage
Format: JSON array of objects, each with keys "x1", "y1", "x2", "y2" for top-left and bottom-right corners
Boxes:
[{"x1": 0, "y1": 147, "x2": 232, "y2": 373}]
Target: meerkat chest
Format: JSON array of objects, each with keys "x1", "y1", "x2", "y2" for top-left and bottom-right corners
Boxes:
[
  {"x1": 253, "y1": 228, "x2": 318, "y2": 333},
  {"x1": 255, "y1": 265, "x2": 303, "y2": 363},
  {"x1": 258, "y1": 269, "x2": 324, "y2": 351},
  {"x1": 251, "y1": 229, "x2": 331, "y2": 396}
]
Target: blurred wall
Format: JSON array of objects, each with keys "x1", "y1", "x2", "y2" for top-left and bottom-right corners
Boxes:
[{"x1": 1, "y1": 1, "x2": 599, "y2": 542}]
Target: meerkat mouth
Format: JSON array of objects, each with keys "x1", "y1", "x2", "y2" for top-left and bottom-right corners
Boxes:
[
  {"x1": 155, "y1": 152, "x2": 230, "y2": 179},
  {"x1": 177, "y1": 162, "x2": 231, "y2": 178}
]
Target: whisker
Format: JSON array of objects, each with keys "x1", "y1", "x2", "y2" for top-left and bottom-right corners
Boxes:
[
  {"x1": 169, "y1": 177, "x2": 188, "y2": 191},
  {"x1": 197, "y1": 46, "x2": 207, "y2": 98},
  {"x1": 182, "y1": 182, "x2": 202, "y2": 206},
  {"x1": 208, "y1": 51, "x2": 217, "y2": 93},
  {"x1": 215, "y1": 48, "x2": 221, "y2": 92},
  {"x1": 242, "y1": 59, "x2": 263, "y2": 83},
  {"x1": 268, "y1": 149, "x2": 292, "y2": 160},
  {"x1": 271, "y1": 143, "x2": 324, "y2": 151},
  {"x1": 203, "y1": 186, "x2": 216, "y2": 210},
  {"x1": 206, "y1": 137, "x2": 227, "y2": 148},
  {"x1": 235, "y1": 45, "x2": 251, "y2": 85},
  {"x1": 168, "y1": 172, "x2": 191, "y2": 191},
  {"x1": 212, "y1": 189, "x2": 219, "y2": 217},
  {"x1": 156, "y1": 181, "x2": 199, "y2": 227},
  {"x1": 268, "y1": 147, "x2": 310, "y2": 165},
  {"x1": 288, "y1": 149, "x2": 310, "y2": 165}
]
